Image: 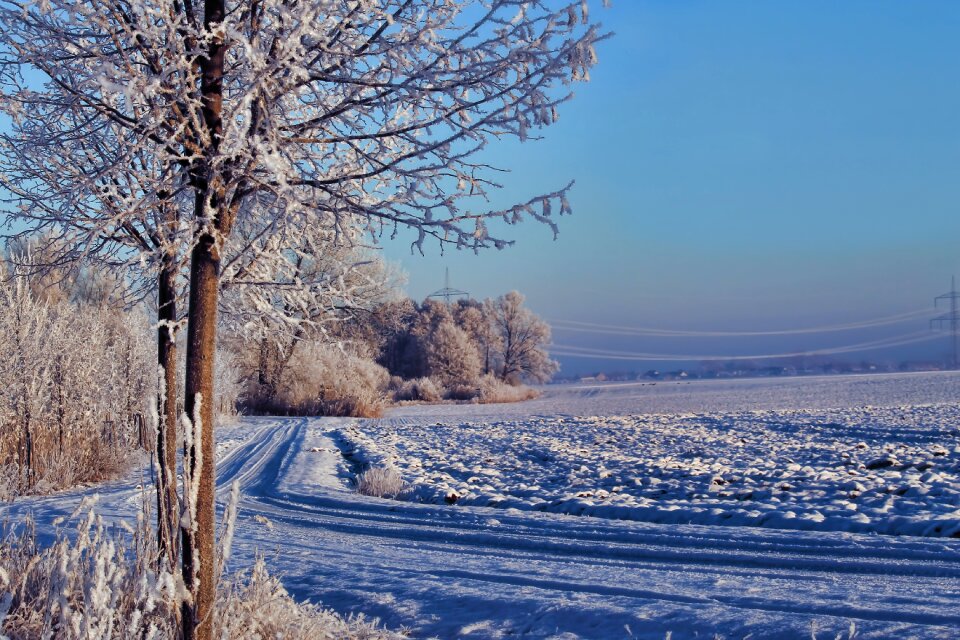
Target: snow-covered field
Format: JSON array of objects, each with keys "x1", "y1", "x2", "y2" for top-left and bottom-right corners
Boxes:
[
  {"x1": 340, "y1": 390, "x2": 960, "y2": 538},
  {"x1": 5, "y1": 371, "x2": 960, "y2": 639}
]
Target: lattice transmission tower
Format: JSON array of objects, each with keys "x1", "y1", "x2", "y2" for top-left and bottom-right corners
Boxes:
[
  {"x1": 426, "y1": 267, "x2": 469, "y2": 304},
  {"x1": 931, "y1": 276, "x2": 960, "y2": 369}
]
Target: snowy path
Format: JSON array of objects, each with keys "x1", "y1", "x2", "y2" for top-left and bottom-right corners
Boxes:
[
  {"x1": 221, "y1": 418, "x2": 960, "y2": 639},
  {"x1": 5, "y1": 373, "x2": 960, "y2": 638}
]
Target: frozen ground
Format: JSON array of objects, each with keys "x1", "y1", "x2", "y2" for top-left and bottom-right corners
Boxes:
[
  {"x1": 341, "y1": 403, "x2": 960, "y2": 538},
  {"x1": 4, "y1": 371, "x2": 960, "y2": 639}
]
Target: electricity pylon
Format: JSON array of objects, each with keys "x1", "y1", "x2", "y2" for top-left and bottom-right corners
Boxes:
[
  {"x1": 426, "y1": 267, "x2": 468, "y2": 304},
  {"x1": 931, "y1": 276, "x2": 960, "y2": 369}
]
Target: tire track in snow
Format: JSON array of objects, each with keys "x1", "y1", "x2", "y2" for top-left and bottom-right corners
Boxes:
[
  {"x1": 6, "y1": 409, "x2": 959, "y2": 638},
  {"x1": 222, "y1": 418, "x2": 960, "y2": 638}
]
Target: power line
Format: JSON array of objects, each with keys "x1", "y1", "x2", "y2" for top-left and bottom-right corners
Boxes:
[
  {"x1": 550, "y1": 308, "x2": 936, "y2": 338},
  {"x1": 548, "y1": 330, "x2": 940, "y2": 362},
  {"x1": 930, "y1": 276, "x2": 960, "y2": 369}
]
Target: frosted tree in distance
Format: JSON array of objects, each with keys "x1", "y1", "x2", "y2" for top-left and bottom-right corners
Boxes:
[
  {"x1": 0, "y1": 1, "x2": 606, "y2": 637},
  {"x1": 490, "y1": 291, "x2": 558, "y2": 383},
  {"x1": 221, "y1": 212, "x2": 401, "y2": 402}
]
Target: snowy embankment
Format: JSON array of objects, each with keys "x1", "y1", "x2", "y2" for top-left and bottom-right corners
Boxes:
[
  {"x1": 337, "y1": 403, "x2": 960, "y2": 537},
  {"x1": 5, "y1": 371, "x2": 960, "y2": 639}
]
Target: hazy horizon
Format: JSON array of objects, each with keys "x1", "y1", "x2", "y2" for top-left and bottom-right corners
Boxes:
[{"x1": 383, "y1": 1, "x2": 960, "y2": 375}]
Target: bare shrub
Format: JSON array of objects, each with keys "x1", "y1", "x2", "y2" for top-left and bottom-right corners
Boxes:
[
  {"x1": 444, "y1": 383, "x2": 480, "y2": 402},
  {"x1": 276, "y1": 343, "x2": 390, "y2": 418},
  {"x1": 356, "y1": 466, "x2": 406, "y2": 500},
  {"x1": 393, "y1": 377, "x2": 442, "y2": 403},
  {"x1": 476, "y1": 374, "x2": 540, "y2": 404}
]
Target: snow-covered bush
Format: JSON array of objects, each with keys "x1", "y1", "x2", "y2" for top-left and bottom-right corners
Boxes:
[
  {"x1": 393, "y1": 375, "x2": 539, "y2": 405},
  {"x1": 0, "y1": 465, "x2": 21, "y2": 502},
  {"x1": 356, "y1": 466, "x2": 406, "y2": 500},
  {"x1": 0, "y1": 267, "x2": 150, "y2": 498},
  {"x1": 0, "y1": 507, "x2": 401, "y2": 639},
  {"x1": 0, "y1": 507, "x2": 179, "y2": 638},
  {"x1": 218, "y1": 556, "x2": 397, "y2": 639},
  {"x1": 476, "y1": 375, "x2": 540, "y2": 404},
  {"x1": 393, "y1": 377, "x2": 443, "y2": 403},
  {"x1": 276, "y1": 343, "x2": 390, "y2": 418},
  {"x1": 444, "y1": 383, "x2": 481, "y2": 402}
]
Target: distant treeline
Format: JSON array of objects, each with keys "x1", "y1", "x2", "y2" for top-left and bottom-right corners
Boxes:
[{"x1": 242, "y1": 291, "x2": 557, "y2": 417}]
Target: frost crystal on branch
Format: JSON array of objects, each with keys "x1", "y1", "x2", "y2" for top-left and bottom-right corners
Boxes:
[{"x1": 1, "y1": 0, "x2": 609, "y2": 257}]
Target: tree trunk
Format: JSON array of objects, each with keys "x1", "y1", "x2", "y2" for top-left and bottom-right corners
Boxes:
[
  {"x1": 156, "y1": 254, "x2": 179, "y2": 568},
  {"x1": 181, "y1": 231, "x2": 219, "y2": 640},
  {"x1": 182, "y1": 2, "x2": 226, "y2": 637},
  {"x1": 257, "y1": 338, "x2": 269, "y2": 385}
]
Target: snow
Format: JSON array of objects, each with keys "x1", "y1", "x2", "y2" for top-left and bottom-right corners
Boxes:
[
  {"x1": 5, "y1": 371, "x2": 960, "y2": 638},
  {"x1": 339, "y1": 402, "x2": 960, "y2": 537}
]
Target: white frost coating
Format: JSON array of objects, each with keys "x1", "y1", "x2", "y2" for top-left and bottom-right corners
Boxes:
[
  {"x1": 178, "y1": 392, "x2": 205, "y2": 607},
  {"x1": 0, "y1": 1, "x2": 609, "y2": 319},
  {"x1": 218, "y1": 479, "x2": 240, "y2": 581},
  {"x1": 180, "y1": 392, "x2": 204, "y2": 547},
  {"x1": 179, "y1": 410, "x2": 194, "y2": 532}
]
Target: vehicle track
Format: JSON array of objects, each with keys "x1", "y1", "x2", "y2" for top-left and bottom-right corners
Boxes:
[{"x1": 219, "y1": 418, "x2": 960, "y2": 639}]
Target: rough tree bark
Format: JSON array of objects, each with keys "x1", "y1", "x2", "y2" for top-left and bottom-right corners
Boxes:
[
  {"x1": 156, "y1": 251, "x2": 179, "y2": 568},
  {"x1": 181, "y1": 230, "x2": 219, "y2": 640},
  {"x1": 181, "y1": 0, "x2": 226, "y2": 636}
]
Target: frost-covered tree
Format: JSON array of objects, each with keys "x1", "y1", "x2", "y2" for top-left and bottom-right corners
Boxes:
[
  {"x1": 490, "y1": 291, "x2": 557, "y2": 384},
  {"x1": 369, "y1": 298, "x2": 421, "y2": 376},
  {"x1": 223, "y1": 227, "x2": 400, "y2": 404},
  {"x1": 0, "y1": 1, "x2": 605, "y2": 636},
  {"x1": 425, "y1": 320, "x2": 482, "y2": 387},
  {"x1": 398, "y1": 299, "x2": 454, "y2": 378},
  {"x1": 454, "y1": 299, "x2": 503, "y2": 375}
]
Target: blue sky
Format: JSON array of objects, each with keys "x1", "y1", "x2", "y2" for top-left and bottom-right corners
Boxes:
[{"x1": 385, "y1": 1, "x2": 960, "y2": 373}]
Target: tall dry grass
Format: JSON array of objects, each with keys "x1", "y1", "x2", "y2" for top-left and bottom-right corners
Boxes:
[
  {"x1": 0, "y1": 496, "x2": 401, "y2": 639},
  {"x1": 0, "y1": 270, "x2": 151, "y2": 500}
]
